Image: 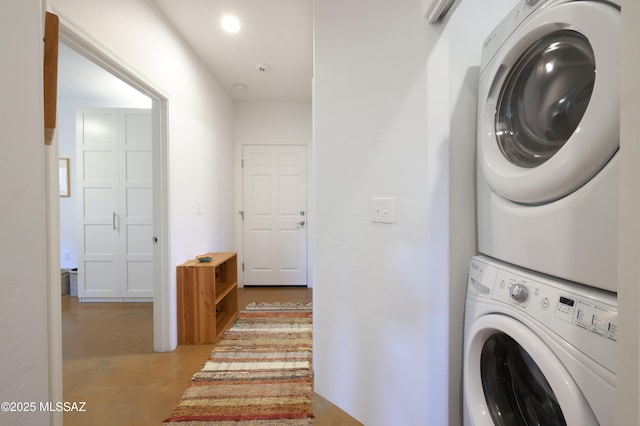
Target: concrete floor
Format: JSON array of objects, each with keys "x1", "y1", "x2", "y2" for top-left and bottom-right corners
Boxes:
[{"x1": 61, "y1": 287, "x2": 361, "y2": 425}]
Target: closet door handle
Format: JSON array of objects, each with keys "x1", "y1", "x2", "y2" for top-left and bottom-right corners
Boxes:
[{"x1": 113, "y1": 212, "x2": 119, "y2": 230}]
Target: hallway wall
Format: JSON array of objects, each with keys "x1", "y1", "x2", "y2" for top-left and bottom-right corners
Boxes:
[
  {"x1": 314, "y1": 1, "x2": 449, "y2": 424},
  {"x1": 48, "y1": 0, "x2": 235, "y2": 347},
  {"x1": 0, "y1": 2, "x2": 51, "y2": 425}
]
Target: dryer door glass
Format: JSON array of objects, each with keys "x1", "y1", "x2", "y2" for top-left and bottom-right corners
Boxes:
[
  {"x1": 495, "y1": 30, "x2": 595, "y2": 168},
  {"x1": 480, "y1": 333, "x2": 566, "y2": 425}
]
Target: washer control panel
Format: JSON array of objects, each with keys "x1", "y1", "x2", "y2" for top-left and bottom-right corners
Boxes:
[
  {"x1": 468, "y1": 257, "x2": 617, "y2": 372},
  {"x1": 490, "y1": 268, "x2": 617, "y2": 342},
  {"x1": 556, "y1": 295, "x2": 618, "y2": 341}
]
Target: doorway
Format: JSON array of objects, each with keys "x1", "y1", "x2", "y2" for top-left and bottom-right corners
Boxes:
[
  {"x1": 242, "y1": 145, "x2": 308, "y2": 286},
  {"x1": 56, "y1": 25, "x2": 171, "y2": 352}
]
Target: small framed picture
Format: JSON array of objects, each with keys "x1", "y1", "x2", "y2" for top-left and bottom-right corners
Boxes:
[{"x1": 59, "y1": 158, "x2": 70, "y2": 197}]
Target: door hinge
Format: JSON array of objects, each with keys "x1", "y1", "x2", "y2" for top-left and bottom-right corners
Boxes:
[
  {"x1": 242, "y1": 262, "x2": 244, "y2": 271},
  {"x1": 241, "y1": 158, "x2": 244, "y2": 168},
  {"x1": 239, "y1": 211, "x2": 244, "y2": 220}
]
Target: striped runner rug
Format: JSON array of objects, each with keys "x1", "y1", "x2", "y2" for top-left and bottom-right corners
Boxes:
[{"x1": 164, "y1": 302, "x2": 313, "y2": 425}]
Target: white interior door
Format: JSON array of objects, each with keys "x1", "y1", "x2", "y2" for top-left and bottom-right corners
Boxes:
[
  {"x1": 78, "y1": 108, "x2": 153, "y2": 300},
  {"x1": 119, "y1": 110, "x2": 153, "y2": 298},
  {"x1": 78, "y1": 110, "x2": 119, "y2": 298},
  {"x1": 242, "y1": 145, "x2": 307, "y2": 286}
]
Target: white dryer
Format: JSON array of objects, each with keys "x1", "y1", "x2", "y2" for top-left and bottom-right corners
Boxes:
[
  {"x1": 463, "y1": 256, "x2": 617, "y2": 425},
  {"x1": 476, "y1": 0, "x2": 621, "y2": 293}
]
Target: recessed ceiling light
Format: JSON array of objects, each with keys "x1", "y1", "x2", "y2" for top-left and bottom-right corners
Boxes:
[{"x1": 221, "y1": 15, "x2": 240, "y2": 33}]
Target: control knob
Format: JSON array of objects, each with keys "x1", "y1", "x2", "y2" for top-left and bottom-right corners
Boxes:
[{"x1": 510, "y1": 284, "x2": 529, "y2": 303}]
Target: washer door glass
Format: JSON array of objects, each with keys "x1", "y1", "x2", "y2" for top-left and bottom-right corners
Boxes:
[
  {"x1": 495, "y1": 30, "x2": 595, "y2": 168},
  {"x1": 481, "y1": 333, "x2": 566, "y2": 425},
  {"x1": 477, "y1": 1, "x2": 620, "y2": 204}
]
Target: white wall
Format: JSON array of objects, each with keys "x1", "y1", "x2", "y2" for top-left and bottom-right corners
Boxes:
[
  {"x1": 234, "y1": 102, "x2": 311, "y2": 141},
  {"x1": 0, "y1": 1, "x2": 53, "y2": 425},
  {"x1": 314, "y1": 1, "x2": 449, "y2": 424},
  {"x1": 48, "y1": 0, "x2": 235, "y2": 347}
]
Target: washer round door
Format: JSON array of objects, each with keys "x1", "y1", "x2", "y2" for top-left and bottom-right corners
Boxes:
[
  {"x1": 464, "y1": 314, "x2": 598, "y2": 426},
  {"x1": 478, "y1": 1, "x2": 620, "y2": 204}
]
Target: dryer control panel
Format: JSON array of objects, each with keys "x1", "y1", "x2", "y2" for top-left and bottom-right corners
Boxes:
[{"x1": 468, "y1": 256, "x2": 617, "y2": 372}]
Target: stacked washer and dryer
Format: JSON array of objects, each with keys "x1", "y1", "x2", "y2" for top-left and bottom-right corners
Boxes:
[{"x1": 464, "y1": 0, "x2": 620, "y2": 424}]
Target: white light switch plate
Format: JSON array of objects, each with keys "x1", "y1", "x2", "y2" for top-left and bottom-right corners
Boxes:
[{"x1": 371, "y1": 197, "x2": 395, "y2": 224}]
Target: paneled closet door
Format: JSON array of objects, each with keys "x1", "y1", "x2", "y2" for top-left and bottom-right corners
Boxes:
[
  {"x1": 119, "y1": 110, "x2": 153, "y2": 299},
  {"x1": 78, "y1": 109, "x2": 153, "y2": 300}
]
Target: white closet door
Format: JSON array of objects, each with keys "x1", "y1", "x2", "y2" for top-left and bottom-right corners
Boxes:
[
  {"x1": 78, "y1": 110, "x2": 120, "y2": 298},
  {"x1": 78, "y1": 108, "x2": 153, "y2": 300},
  {"x1": 119, "y1": 109, "x2": 153, "y2": 298}
]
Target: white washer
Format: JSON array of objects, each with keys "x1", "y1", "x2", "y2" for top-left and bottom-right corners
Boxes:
[
  {"x1": 463, "y1": 256, "x2": 617, "y2": 425},
  {"x1": 476, "y1": 0, "x2": 621, "y2": 293}
]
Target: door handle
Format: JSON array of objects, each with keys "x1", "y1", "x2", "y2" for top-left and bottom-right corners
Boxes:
[
  {"x1": 295, "y1": 221, "x2": 306, "y2": 226},
  {"x1": 113, "y1": 212, "x2": 119, "y2": 230}
]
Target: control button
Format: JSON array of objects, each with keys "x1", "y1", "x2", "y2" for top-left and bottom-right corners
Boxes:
[
  {"x1": 576, "y1": 308, "x2": 593, "y2": 330},
  {"x1": 607, "y1": 322, "x2": 618, "y2": 341},
  {"x1": 541, "y1": 298, "x2": 550, "y2": 309},
  {"x1": 510, "y1": 284, "x2": 529, "y2": 303}
]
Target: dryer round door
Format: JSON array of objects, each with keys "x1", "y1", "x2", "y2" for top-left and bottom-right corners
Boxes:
[
  {"x1": 464, "y1": 314, "x2": 598, "y2": 426},
  {"x1": 478, "y1": 1, "x2": 620, "y2": 204}
]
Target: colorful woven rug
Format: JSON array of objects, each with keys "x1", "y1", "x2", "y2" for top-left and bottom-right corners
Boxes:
[{"x1": 164, "y1": 302, "x2": 313, "y2": 425}]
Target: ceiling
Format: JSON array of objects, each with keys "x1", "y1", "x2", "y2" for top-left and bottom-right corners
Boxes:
[{"x1": 58, "y1": 0, "x2": 313, "y2": 104}]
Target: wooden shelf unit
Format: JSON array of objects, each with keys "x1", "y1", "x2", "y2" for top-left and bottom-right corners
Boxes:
[{"x1": 177, "y1": 252, "x2": 239, "y2": 344}]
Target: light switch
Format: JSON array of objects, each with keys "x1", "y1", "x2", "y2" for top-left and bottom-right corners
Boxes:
[{"x1": 371, "y1": 197, "x2": 395, "y2": 224}]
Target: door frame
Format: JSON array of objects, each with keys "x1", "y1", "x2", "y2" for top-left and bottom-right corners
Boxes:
[
  {"x1": 234, "y1": 141, "x2": 314, "y2": 288},
  {"x1": 53, "y1": 18, "x2": 172, "y2": 352}
]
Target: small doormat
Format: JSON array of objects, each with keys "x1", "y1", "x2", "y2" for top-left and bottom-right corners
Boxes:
[{"x1": 164, "y1": 302, "x2": 313, "y2": 425}]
